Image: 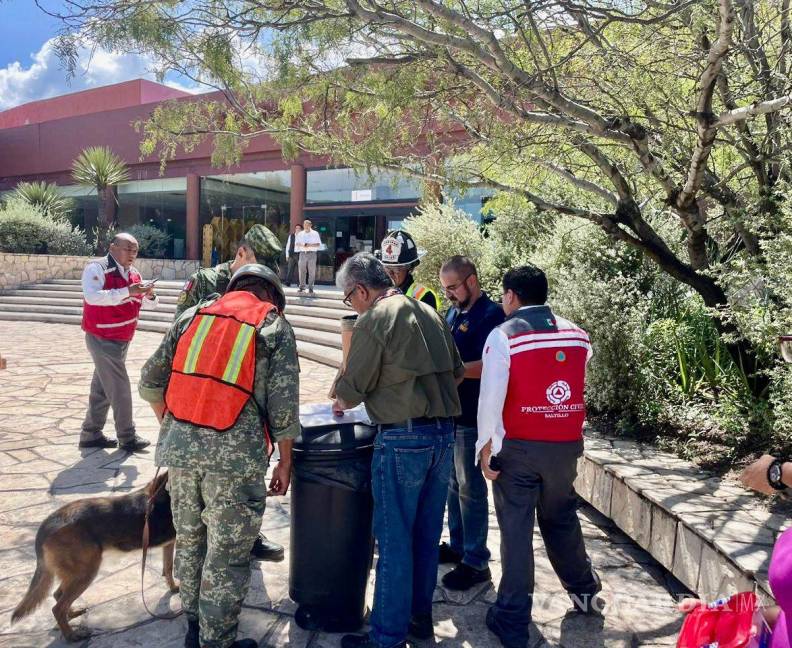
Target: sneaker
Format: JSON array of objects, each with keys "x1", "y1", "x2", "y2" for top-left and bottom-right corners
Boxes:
[
  {"x1": 408, "y1": 613, "x2": 434, "y2": 640},
  {"x1": 486, "y1": 607, "x2": 528, "y2": 648},
  {"x1": 438, "y1": 541, "x2": 462, "y2": 564},
  {"x1": 298, "y1": 287, "x2": 305, "y2": 293},
  {"x1": 78, "y1": 435, "x2": 118, "y2": 449},
  {"x1": 118, "y1": 435, "x2": 151, "y2": 452},
  {"x1": 442, "y1": 563, "x2": 491, "y2": 591},
  {"x1": 184, "y1": 618, "x2": 199, "y2": 648},
  {"x1": 341, "y1": 634, "x2": 405, "y2": 648},
  {"x1": 308, "y1": 288, "x2": 315, "y2": 295},
  {"x1": 250, "y1": 533, "x2": 284, "y2": 562}
]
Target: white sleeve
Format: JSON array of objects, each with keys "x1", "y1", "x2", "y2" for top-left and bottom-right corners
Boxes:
[
  {"x1": 140, "y1": 293, "x2": 159, "y2": 310},
  {"x1": 476, "y1": 327, "x2": 510, "y2": 461},
  {"x1": 295, "y1": 233, "x2": 304, "y2": 253},
  {"x1": 81, "y1": 263, "x2": 130, "y2": 306}
]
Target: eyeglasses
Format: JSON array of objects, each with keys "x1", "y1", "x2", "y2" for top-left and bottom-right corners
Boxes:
[
  {"x1": 343, "y1": 284, "x2": 359, "y2": 307},
  {"x1": 442, "y1": 272, "x2": 473, "y2": 294}
]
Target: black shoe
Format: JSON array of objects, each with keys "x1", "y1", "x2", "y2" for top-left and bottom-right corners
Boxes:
[
  {"x1": 119, "y1": 435, "x2": 151, "y2": 452},
  {"x1": 408, "y1": 613, "x2": 434, "y2": 640},
  {"x1": 250, "y1": 533, "x2": 284, "y2": 562},
  {"x1": 486, "y1": 608, "x2": 528, "y2": 648},
  {"x1": 341, "y1": 634, "x2": 405, "y2": 648},
  {"x1": 229, "y1": 640, "x2": 258, "y2": 648},
  {"x1": 309, "y1": 289, "x2": 315, "y2": 296},
  {"x1": 569, "y1": 571, "x2": 604, "y2": 615},
  {"x1": 184, "y1": 618, "x2": 199, "y2": 648},
  {"x1": 442, "y1": 563, "x2": 491, "y2": 591},
  {"x1": 79, "y1": 435, "x2": 118, "y2": 449},
  {"x1": 438, "y1": 541, "x2": 462, "y2": 564}
]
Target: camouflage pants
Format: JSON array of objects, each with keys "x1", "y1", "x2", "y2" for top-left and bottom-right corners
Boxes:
[{"x1": 169, "y1": 467, "x2": 267, "y2": 648}]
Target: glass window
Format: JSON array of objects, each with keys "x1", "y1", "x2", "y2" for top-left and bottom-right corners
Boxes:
[
  {"x1": 307, "y1": 167, "x2": 421, "y2": 203},
  {"x1": 200, "y1": 172, "x2": 291, "y2": 262},
  {"x1": 444, "y1": 186, "x2": 494, "y2": 224}
]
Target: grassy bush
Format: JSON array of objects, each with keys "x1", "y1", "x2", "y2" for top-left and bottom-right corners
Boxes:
[
  {"x1": 121, "y1": 223, "x2": 171, "y2": 258},
  {"x1": 403, "y1": 201, "x2": 497, "y2": 304},
  {"x1": 0, "y1": 197, "x2": 91, "y2": 256}
]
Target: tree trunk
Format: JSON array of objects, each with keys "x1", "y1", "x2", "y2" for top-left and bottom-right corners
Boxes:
[{"x1": 609, "y1": 219, "x2": 770, "y2": 398}]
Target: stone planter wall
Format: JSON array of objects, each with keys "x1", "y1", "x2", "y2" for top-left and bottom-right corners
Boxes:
[
  {"x1": 0, "y1": 253, "x2": 199, "y2": 290},
  {"x1": 575, "y1": 435, "x2": 783, "y2": 603}
]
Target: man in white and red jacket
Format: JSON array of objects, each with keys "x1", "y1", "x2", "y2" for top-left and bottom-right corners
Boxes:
[
  {"x1": 80, "y1": 233, "x2": 158, "y2": 452},
  {"x1": 477, "y1": 265, "x2": 600, "y2": 648}
]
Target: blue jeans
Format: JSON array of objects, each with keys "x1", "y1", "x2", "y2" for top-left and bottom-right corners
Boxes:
[
  {"x1": 369, "y1": 420, "x2": 455, "y2": 648},
  {"x1": 447, "y1": 425, "x2": 491, "y2": 570}
]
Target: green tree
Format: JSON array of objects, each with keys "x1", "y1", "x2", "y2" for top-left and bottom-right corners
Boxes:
[
  {"x1": 49, "y1": 0, "x2": 792, "y2": 397},
  {"x1": 10, "y1": 181, "x2": 73, "y2": 222},
  {"x1": 71, "y1": 146, "x2": 129, "y2": 249}
]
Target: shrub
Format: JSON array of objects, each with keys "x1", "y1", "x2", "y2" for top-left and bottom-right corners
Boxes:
[
  {"x1": 403, "y1": 201, "x2": 497, "y2": 302},
  {"x1": 120, "y1": 223, "x2": 171, "y2": 258},
  {"x1": 0, "y1": 197, "x2": 91, "y2": 256},
  {"x1": 11, "y1": 181, "x2": 73, "y2": 221}
]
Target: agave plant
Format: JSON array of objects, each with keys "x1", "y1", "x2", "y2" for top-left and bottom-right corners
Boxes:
[
  {"x1": 71, "y1": 146, "x2": 129, "y2": 249},
  {"x1": 12, "y1": 181, "x2": 73, "y2": 221}
]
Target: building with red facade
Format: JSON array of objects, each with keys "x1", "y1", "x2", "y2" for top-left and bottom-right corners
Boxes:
[{"x1": 0, "y1": 79, "x2": 489, "y2": 280}]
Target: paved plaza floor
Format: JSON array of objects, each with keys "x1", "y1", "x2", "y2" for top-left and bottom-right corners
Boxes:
[{"x1": 0, "y1": 321, "x2": 686, "y2": 647}]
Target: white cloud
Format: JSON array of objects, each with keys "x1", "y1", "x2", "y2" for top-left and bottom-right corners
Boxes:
[{"x1": 0, "y1": 37, "x2": 203, "y2": 111}]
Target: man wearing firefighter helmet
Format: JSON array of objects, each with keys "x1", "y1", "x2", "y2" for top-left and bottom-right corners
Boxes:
[{"x1": 377, "y1": 229, "x2": 439, "y2": 310}]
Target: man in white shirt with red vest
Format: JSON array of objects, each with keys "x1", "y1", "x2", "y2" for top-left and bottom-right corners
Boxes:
[
  {"x1": 79, "y1": 233, "x2": 158, "y2": 452},
  {"x1": 477, "y1": 265, "x2": 601, "y2": 648}
]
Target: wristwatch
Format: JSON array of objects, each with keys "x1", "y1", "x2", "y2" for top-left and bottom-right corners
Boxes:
[{"x1": 767, "y1": 458, "x2": 789, "y2": 491}]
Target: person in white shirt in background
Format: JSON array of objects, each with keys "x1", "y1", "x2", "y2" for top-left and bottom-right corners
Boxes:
[
  {"x1": 295, "y1": 219, "x2": 322, "y2": 295},
  {"x1": 477, "y1": 265, "x2": 600, "y2": 648},
  {"x1": 79, "y1": 233, "x2": 158, "y2": 452}
]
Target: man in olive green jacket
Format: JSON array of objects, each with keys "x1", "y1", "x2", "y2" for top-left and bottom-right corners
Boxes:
[{"x1": 175, "y1": 224, "x2": 282, "y2": 318}]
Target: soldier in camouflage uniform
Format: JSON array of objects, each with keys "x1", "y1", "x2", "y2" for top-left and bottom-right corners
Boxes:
[
  {"x1": 174, "y1": 224, "x2": 283, "y2": 319},
  {"x1": 139, "y1": 264, "x2": 299, "y2": 648},
  {"x1": 174, "y1": 224, "x2": 287, "y2": 563}
]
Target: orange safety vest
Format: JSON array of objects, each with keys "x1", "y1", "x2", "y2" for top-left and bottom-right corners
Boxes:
[{"x1": 165, "y1": 291, "x2": 276, "y2": 434}]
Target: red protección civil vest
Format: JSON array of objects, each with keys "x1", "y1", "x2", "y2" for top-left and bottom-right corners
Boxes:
[
  {"x1": 500, "y1": 307, "x2": 591, "y2": 442},
  {"x1": 82, "y1": 255, "x2": 144, "y2": 342},
  {"x1": 165, "y1": 291, "x2": 276, "y2": 433}
]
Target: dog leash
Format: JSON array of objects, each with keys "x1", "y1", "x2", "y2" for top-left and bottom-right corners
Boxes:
[{"x1": 141, "y1": 466, "x2": 183, "y2": 620}]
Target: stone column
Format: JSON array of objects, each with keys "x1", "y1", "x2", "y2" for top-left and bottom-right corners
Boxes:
[
  {"x1": 186, "y1": 174, "x2": 201, "y2": 260},
  {"x1": 290, "y1": 163, "x2": 306, "y2": 231}
]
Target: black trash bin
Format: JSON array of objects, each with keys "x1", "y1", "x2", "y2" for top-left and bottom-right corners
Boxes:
[{"x1": 289, "y1": 419, "x2": 377, "y2": 633}]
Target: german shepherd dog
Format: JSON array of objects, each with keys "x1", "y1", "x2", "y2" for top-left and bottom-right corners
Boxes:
[{"x1": 11, "y1": 471, "x2": 177, "y2": 641}]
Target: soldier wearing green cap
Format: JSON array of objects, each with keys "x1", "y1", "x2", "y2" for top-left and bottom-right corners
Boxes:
[
  {"x1": 173, "y1": 224, "x2": 287, "y2": 563},
  {"x1": 174, "y1": 224, "x2": 283, "y2": 319}
]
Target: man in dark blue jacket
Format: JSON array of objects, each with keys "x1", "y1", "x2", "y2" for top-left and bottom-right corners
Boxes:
[{"x1": 438, "y1": 256, "x2": 505, "y2": 590}]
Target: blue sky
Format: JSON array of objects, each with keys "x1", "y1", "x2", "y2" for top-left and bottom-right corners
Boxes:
[{"x1": 0, "y1": 0, "x2": 200, "y2": 111}]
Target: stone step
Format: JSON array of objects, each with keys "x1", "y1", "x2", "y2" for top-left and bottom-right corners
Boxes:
[
  {"x1": 0, "y1": 294, "x2": 349, "y2": 321},
  {"x1": 0, "y1": 298, "x2": 341, "y2": 336},
  {"x1": 0, "y1": 302, "x2": 174, "y2": 322},
  {"x1": 284, "y1": 314, "x2": 340, "y2": 334},
  {"x1": 291, "y1": 327, "x2": 342, "y2": 350},
  {"x1": 44, "y1": 279, "x2": 347, "y2": 301},
  {"x1": 0, "y1": 311, "x2": 342, "y2": 366},
  {"x1": 1, "y1": 288, "x2": 349, "y2": 313}
]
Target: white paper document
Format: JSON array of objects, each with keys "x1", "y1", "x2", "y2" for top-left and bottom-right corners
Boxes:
[{"x1": 299, "y1": 402, "x2": 373, "y2": 428}]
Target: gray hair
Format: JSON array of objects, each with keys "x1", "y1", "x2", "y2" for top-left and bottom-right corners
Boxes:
[{"x1": 336, "y1": 253, "x2": 393, "y2": 293}]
